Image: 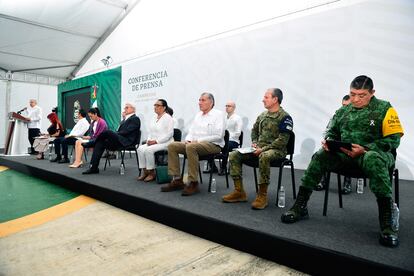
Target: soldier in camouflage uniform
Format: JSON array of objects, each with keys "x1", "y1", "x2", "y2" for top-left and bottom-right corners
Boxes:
[
  {"x1": 222, "y1": 88, "x2": 293, "y2": 210},
  {"x1": 281, "y1": 76, "x2": 404, "y2": 248}
]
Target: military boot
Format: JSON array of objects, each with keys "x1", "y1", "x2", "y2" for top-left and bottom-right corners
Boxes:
[
  {"x1": 377, "y1": 197, "x2": 399, "y2": 247},
  {"x1": 222, "y1": 179, "x2": 247, "y2": 203},
  {"x1": 281, "y1": 186, "x2": 312, "y2": 223},
  {"x1": 251, "y1": 184, "x2": 268, "y2": 210}
]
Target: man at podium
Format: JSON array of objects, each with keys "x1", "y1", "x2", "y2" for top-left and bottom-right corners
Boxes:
[{"x1": 21, "y1": 99, "x2": 42, "y2": 154}]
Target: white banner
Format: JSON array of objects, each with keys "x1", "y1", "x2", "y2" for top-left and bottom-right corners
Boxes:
[{"x1": 122, "y1": 0, "x2": 414, "y2": 180}]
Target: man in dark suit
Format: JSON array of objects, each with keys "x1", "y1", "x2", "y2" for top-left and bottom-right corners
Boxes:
[{"x1": 83, "y1": 103, "x2": 141, "y2": 174}]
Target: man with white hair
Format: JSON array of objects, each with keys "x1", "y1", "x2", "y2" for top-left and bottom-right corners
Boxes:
[
  {"x1": 83, "y1": 103, "x2": 141, "y2": 174},
  {"x1": 22, "y1": 99, "x2": 42, "y2": 154},
  {"x1": 161, "y1": 92, "x2": 225, "y2": 195}
]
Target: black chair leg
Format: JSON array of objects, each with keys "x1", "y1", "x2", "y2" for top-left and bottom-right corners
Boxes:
[
  {"x1": 253, "y1": 168, "x2": 258, "y2": 192},
  {"x1": 276, "y1": 166, "x2": 284, "y2": 206},
  {"x1": 134, "y1": 149, "x2": 139, "y2": 172},
  {"x1": 290, "y1": 163, "x2": 296, "y2": 199},
  {"x1": 83, "y1": 148, "x2": 88, "y2": 162},
  {"x1": 181, "y1": 157, "x2": 186, "y2": 178},
  {"x1": 225, "y1": 167, "x2": 229, "y2": 188},
  {"x1": 120, "y1": 150, "x2": 125, "y2": 169},
  {"x1": 208, "y1": 162, "x2": 213, "y2": 192},
  {"x1": 104, "y1": 150, "x2": 109, "y2": 170},
  {"x1": 199, "y1": 165, "x2": 203, "y2": 184},
  {"x1": 337, "y1": 174, "x2": 343, "y2": 208},
  {"x1": 323, "y1": 172, "x2": 331, "y2": 216},
  {"x1": 394, "y1": 169, "x2": 399, "y2": 207}
]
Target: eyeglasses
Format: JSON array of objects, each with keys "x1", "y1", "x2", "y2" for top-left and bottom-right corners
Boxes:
[{"x1": 225, "y1": 105, "x2": 234, "y2": 107}]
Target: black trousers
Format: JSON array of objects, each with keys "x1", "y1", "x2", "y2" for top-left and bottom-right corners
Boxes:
[
  {"x1": 28, "y1": 128, "x2": 40, "y2": 152},
  {"x1": 90, "y1": 130, "x2": 123, "y2": 170},
  {"x1": 54, "y1": 137, "x2": 77, "y2": 158},
  {"x1": 221, "y1": 141, "x2": 239, "y2": 170}
]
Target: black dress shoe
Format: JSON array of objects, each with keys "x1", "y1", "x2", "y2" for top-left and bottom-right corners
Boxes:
[
  {"x1": 58, "y1": 158, "x2": 70, "y2": 164},
  {"x1": 50, "y1": 157, "x2": 61, "y2": 162},
  {"x1": 82, "y1": 168, "x2": 99, "y2": 174}
]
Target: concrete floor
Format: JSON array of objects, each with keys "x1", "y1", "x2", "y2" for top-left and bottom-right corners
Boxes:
[{"x1": 0, "y1": 201, "x2": 305, "y2": 275}]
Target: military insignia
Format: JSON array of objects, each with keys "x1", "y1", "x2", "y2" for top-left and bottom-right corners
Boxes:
[
  {"x1": 383, "y1": 107, "x2": 404, "y2": 137},
  {"x1": 73, "y1": 100, "x2": 80, "y2": 123}
]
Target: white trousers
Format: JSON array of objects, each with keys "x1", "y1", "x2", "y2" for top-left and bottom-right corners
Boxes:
[{"x1": 138, "y1": 142, "x2": 169, "y2": 169}]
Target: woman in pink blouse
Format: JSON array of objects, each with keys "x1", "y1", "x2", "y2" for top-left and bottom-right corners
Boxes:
[{"x1": 69, "y1": 107, "x2": 107, "y2": 168}]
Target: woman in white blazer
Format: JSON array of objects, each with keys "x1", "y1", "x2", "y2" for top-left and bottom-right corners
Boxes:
[{"x1": 137, "y1": 99, "x2": 174, "y2": 182}]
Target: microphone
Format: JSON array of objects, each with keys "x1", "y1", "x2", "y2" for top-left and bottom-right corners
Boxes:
[{"x1": 17, "y1": 107, "x2": 27, "y2": 114}]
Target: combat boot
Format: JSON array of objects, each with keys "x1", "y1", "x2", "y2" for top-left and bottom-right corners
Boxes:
[
  {"x1": 377, "y1": 197, "x2": 399, "y2": 247},
  {"x1": 222, "y1": 179, "x2": 247, "y2": 203},
  {"x1": 251, "y1": 184, "x2": 268, "y2": 210},
  {"x1": 281, "y1": 186, "x2": 312, "y2": 223}
]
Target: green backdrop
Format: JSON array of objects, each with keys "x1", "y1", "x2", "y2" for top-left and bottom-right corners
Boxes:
[{"x1": 57, "y1": 67, "x2": 121, "y2": 131}]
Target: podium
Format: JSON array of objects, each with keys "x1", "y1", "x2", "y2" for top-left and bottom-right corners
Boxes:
[{"x1": 4, "y1": 112, "x2": 30, "y2": 156}]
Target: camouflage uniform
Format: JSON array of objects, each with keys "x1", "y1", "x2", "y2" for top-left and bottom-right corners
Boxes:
[
  {"x1": 230, "y1": 107, "x2": 293, "y2": 185},
  {"x1": 302, "y1": 96, "x2": 401, "y2": 198}
]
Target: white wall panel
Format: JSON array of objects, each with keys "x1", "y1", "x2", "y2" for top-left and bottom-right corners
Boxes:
[{"x1": 121, "y1": 0, "x2": 414, "y2": 179}]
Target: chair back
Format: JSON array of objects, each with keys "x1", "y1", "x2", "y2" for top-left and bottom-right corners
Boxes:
[
  {"x1": 287, "y1": 131, "x2": 295, "y2": 158},
  {"x1": 239, "y1": 131, "x2": 244, "y2": 148},
  {"x1": 173, "y1": 128, "x2": 182, "y2": 142}
]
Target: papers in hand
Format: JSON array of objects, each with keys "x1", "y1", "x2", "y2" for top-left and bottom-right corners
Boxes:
[
  {"x1": 76, "y1": 137, "x2": 90, "y2": 143},
  {"x1": 236, "y1": 147, "x2": 256, "y2": 154}
]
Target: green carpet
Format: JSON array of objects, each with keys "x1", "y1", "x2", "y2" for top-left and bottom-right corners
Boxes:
[{"x1": 0, "y1": 169, "x2": 79, "y2": 223}]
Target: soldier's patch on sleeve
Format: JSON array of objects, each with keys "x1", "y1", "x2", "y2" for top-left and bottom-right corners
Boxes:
[
  {"x1": 382, "y1": 107, "x2": 404, "y2": 137},
  {"x1": 279, "y1": 115, "x2": 293, "y2": 133}
]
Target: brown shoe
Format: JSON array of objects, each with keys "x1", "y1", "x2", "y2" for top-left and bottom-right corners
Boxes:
[
  {"x1": 161, "y1": 178, "x2": 185, "y2": 192},
  {"x1": 137, "y1": 169, "x2": 149, "y2": 181},
  {"x1": 222, "y1": 179, "x2": 247, "y2": 203},
  {"x1": 251, "y1": 184, "x2": 268, "y2": 210},
  {"x1": 144, "y1": 170, "x2": 156, "y2": 182},
  {"x1": 182, "y1": 181, "x2": 200, "y2": 196},
  {"x1": 222, "y1": 190, "x2": 247, "y2": 203}
]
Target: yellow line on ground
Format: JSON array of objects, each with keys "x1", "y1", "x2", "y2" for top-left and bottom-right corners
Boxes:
[
  {"x1": 0, "y1": 195, "x2": 96, "y2": 238},
  {"x1": 0, "y1": 166, "x2": 9, "y2": 172}
]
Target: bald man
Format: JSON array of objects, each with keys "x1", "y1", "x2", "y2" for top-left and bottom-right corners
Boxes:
[{"x1": 219, "y1": 101, "x2": 243, "y2": 175}]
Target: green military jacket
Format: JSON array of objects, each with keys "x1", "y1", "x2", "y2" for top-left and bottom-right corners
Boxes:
[
  {"x1": 251, "y1": 107, "x2": 293, "y2": 154},
  {"x1": 326, "y1": 96, "x2": 402, "y2": 153}
]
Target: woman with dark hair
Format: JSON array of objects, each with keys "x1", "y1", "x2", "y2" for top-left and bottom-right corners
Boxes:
[
  {"x1": 137, "y1": 99, "x2": 174, "y2": 181},
  {"x1": 69, "y1": 107, "x2": 108, "y2": 168},
  {"x1": 33, "y1": 112, "x2": 66, "y2": 160}
]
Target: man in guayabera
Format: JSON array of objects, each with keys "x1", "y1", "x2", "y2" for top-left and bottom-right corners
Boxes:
[
  {"x1": 281, "y1": 75, "x2": 404, "y2": 248},
  {"x1": 222, "y1": 88, "x2": 293, "y2": 210}
]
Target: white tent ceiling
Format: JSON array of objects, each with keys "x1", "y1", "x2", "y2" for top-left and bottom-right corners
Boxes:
[{"x1": 0, "y1": 0, "x2": 139, "y2": 80}]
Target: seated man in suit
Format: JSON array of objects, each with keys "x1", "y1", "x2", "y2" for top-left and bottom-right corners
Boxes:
[
  {"x1": 161, "y1": 92, "x2": 225, "y2": 196},
  {"x1": 83, "y1": 103, "x2": 141, "y2": 174},
  {"x1": 51, "y1": 109, "x2": 90, "y2": 163}
]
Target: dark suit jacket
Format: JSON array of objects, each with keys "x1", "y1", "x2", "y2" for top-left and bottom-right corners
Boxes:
[{"x1": 117, "y1": 114, "x2": 141, "y2": 147}]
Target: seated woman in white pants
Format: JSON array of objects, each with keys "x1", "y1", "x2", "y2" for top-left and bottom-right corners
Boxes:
[{"x1": 137, "y1": 99, "x2": 174, "y2": 182}]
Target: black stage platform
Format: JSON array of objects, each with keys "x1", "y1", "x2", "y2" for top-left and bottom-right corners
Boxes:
[{"x1": 1, "y1": 154, "x2": 413, "y2": 275}]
